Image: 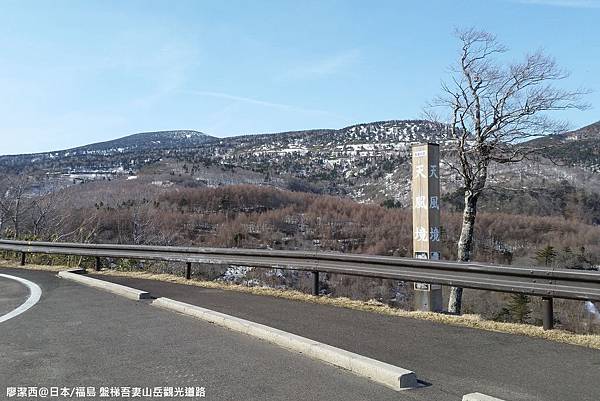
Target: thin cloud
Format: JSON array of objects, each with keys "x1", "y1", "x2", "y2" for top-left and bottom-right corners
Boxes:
[
  {"x1": 515, "y1": 0, "x2": 600, "y2": 8},
  {"x1": 279, "y1": 49, "x2": 361, "y2": 81},
  {"x1": 186, "y1": 90, "x2": 339, "y2": 116}
]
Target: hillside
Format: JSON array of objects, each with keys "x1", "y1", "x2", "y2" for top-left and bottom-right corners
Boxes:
[
  {"x1": 0, "y1": 120, "x2": 454, "y2": 201},
  {"x1": 524, "y1": 121, "x2": 600, "y2": 172},
  {"x1": 0, "y1": 130, "x2": 215, "y2": 173},
  {"x1": 1, "y1": 119, "x2": 599, "y2": 206},
  {"x1": 2, "y1": 182, "x2": 598, "y2": 333},
  {"x1": 73, "y1": 130, "x2": 216, "y2": 153}
]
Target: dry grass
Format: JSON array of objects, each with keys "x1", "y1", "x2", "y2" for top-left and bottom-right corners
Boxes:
[
  {"x1": 3, "y1": 260, "x2": 599, "y2": 350},
  {"x1": 0, "y1": 259, "x2": 65, "y2": 272}
]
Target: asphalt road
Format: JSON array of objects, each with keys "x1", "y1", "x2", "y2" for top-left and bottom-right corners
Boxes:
[
  {"x1": 90, "y1": 272, "x2": 600, "y2": 401},
  {"x1": 0, "y1": 268, "x2": 434, "y2": 401},
  {"x1": 3, "y1": 267, "x2": 600, "y2": 401},
  {"x1": 0, "y1": 275, "x2": 29, "y2": 317}
]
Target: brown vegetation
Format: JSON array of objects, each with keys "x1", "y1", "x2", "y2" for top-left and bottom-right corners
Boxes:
[{"x1": 1, "y1": 178, "x2": 599, "y2": 334}]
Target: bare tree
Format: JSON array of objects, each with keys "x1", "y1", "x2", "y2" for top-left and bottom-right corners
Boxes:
[
  {"x1": 0, "y1": 178, "x2": 8, "y2": 236},
  {"x1": 430, "y1": 28, "x2": 589, "y2": 314},
  {"x1": 0, "y1": 175, "x2": 34, "y2": 239},
  {"x1": 29, "y1": 190, "x2": 68, "y2": 239}
]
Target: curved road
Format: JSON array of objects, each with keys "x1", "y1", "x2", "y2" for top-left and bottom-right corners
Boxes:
[
  {"x1": 0, "y1": 274, "x2": 30, "y2": 317},
  {"x1": 3, "y1": 267, "x2": 600, "y2": 401},
  {"x1": 0, "y1": 268, "x2": 427, "y2": 401},
  {"x1": 0, "y1": 273, "x2": 42, "y2": 324}
]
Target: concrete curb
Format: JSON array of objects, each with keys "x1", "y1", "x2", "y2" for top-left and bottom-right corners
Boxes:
[
  {"x1": 57, "y1": 271, "x2": 151, "y2": 300},
  {"x1": 64, "y1": 267, "x2": 85, "y2": 274},
  {"x1": 152, "y1": 297, "x2": 418, "y2": 391},
  {"x1": 463, "y1": 393, "x2": 507, "y2": 401}
]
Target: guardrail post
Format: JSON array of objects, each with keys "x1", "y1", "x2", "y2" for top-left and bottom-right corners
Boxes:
[
  {"x1": 312, "y1": 271, "x2": 319, "y2": 296},
  {"x1": 186, "y1": 262, "x2": 192, "y2": 280},
  {"x1": 20, "y1": 252, "x2": 26, "y2": 266},
  {"x1": 542, "y1": 297, "x2": 554, "y2": 330},
  {"x1": 95, "y1": 257, "x2": 101, "y2": 271}
]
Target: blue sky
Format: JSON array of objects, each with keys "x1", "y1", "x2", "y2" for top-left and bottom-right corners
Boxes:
[{"x1": 0, "y1": 0, "x2": 598, "y2": 155}]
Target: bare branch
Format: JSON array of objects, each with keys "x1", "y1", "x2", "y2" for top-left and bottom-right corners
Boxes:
[{"x1": 429, "y1": 28, "x2": 589, "y2": 313}]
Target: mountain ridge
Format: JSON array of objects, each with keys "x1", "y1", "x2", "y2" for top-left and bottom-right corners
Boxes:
[
  {"x1": 0, "y1": 120, "x2": 451, "y2": 158},
  {"x1": 520, "y1": 121, "x2": 600, "y2": 173},
  {"x1": 1, "y1": 118, "x2": 597, "y2": 161},
  {"x1": 1, "y1": 119, "x2": 599, "y2": 205}
]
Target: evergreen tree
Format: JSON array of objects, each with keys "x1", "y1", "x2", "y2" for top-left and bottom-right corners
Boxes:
[
  {"x1": 506, "y1": 244, "x2": 556, "y2": 324},
  {"x1": 507, "y1": 294, "x2": 531, "y2": 323},
  {"x1": 536, "y1": 245, "x2": 557, "y2": 267},
  {"x1": 380, "y1": 198, "x2": 401, "y2": 209}
]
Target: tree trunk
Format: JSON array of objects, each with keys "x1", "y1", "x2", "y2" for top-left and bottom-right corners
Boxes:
[
  {"x1": 448, "y1": 191, "x2": 479, "y2": 314},
  {"x1": 13, "y1": 196, "x2": 21, "y2": 240}
]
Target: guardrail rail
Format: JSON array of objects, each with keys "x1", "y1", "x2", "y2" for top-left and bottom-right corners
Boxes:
[{"x1": 2, "y1": 239, "x2": 600, "y2": 330}]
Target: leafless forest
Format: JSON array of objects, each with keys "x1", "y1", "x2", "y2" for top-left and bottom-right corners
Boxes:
[{"x1": 1, "y1": 175, "x2": 599, "y2": 333}]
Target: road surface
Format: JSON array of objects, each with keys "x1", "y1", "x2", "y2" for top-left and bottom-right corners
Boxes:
[
  {"x1": 0, "y1": 268, "x2": 432, "y2": 401},
  {"x1": 2, "y1": 266, "x2": 600, "y2": 400},
  {"x1": 0, "y1": 274, "x2": 30, "y2": 317},
  {"x1": 92, "y1": 271, "x2": 600, "y2": 401}
]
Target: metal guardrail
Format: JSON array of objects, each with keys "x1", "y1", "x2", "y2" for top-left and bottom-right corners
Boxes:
[{"x1": 2, "y1": 239, "x2": 600, "y2": 330}]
